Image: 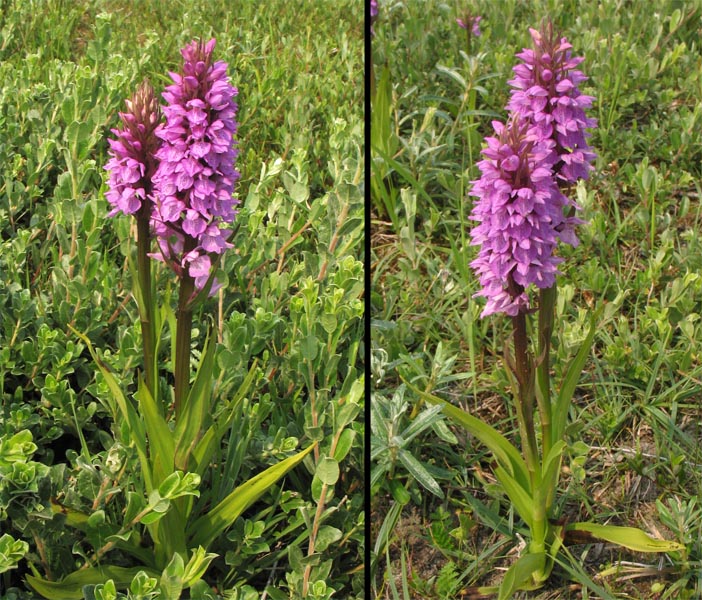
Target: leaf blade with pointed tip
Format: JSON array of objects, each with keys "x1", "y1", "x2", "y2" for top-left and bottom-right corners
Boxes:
[
  {"x1": 498, "y1": 552, "x2": 546, "y2": 600},
  {"x1": 566, "y1": 522, "x2": 685, "y2": 552},
  {"x1": 187, "y1": 444, "x2": 315, "y2": 548}
]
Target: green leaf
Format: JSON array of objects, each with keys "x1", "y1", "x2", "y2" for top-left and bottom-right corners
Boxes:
[
  {"x1": 335, "y1": 401, "x2": 361, "y2": 430},
  {"x1": 148, "y1": 489, "x2": 171, "y2": 512},
  {"x1": 405, "y1": 379, "x2": 530, "y2": 492},
  {"x1": 86, "y1": 510, "x2": 105, "y2": 528},
  {"x1": 93, "y1": 579, "x2": 118, "y2": 600},
  {"x1": 539, "y1": 440, "x2": 566, "y2": 509},
  {"x1": 321, "y1": 313, "x2": 337, "y2": 334},
  {"x1": 0, "y1": 534, "x2": 28, "y2": 575},
  {"x1": 431, "y1": 418, "x2": 458, "y2": 444},
  {"x1": 26, "y1": 566, "x2": 160, "y2": 599},
  {"x1": 369, "y1": 393, "x2": 390, "y2": 439},
  {"x1": 187, "y1": 444, "x2": 315, "y2": 548},
  {"x1": 372, "y1": 501, "x2": 403, "y2": 564},
  {"x1": 188, "y1": 580, "x2": 218, "y2": 599},
  {"x1": 402, "y1": 404, "x2": 444, "y2": 443},
  {"x1": 498, "y1": 552, "x2": 546, "y2": 600},
  {"x1": 155, "y1": 471, "x2": 200, "y2": 504},
  {"x1": 159, "y1": 552, "x2": 184, "y2": 600},
  {"x1": 316, "y1": 456, "x2": 340, "y2": 486},
  {"x1": 0, "y1": 430, "x2": 37, "y2": 466},
  {"x1": 191, "y1": 359, "x2": 259, "y2": 478},
  {"x1": 301, "y1": 334, "x2": 319, "y2": 361},
  {"x1": 174, "y1": 332, "x2": 216, "y2": 471},
  {"x1": 158, "y1": 472, "x2": 184, "y2": 499},
  {"x1": 67, "y1": 325, "x2": 151, "y2": 490},
  {"x1": 50, "y1": 499, "x2": 90, "y2": 530},
  {"x1": 140, "y1": 509, "x2": 168, "y2": 526},
  {"x1": 397, "y1": 448, "x2": 443, "y2": 499},
  {"x1": 182, "y1": 546, "x2": 218, "y2": 587},
  {"x1": 314, "y1": 526, "x2": 342, "y2": 553},
  {"x1": 493, "y1": 465, "x2": 534, "y2": 529},
  {"x1": 135, "y1": 376, "x2": 174, "y2": 485},
  {"x1": 370, "y1": 66, "x2": 398, "y2": 162},
  {"x1": 372, "y1": 145, "x2": 438, "y2": 213},
  {"x1": 566, "y1": 522, "x2": 685, "y2": 552},
  {"x1": 388, "y1": 479, "x2": 411, "y2": 506},
  {"x1": 552, "y1": 311, "x2": 599, "y2": 444},
  {"x1": 332, "y1": 428, "x2": 355, "y2": 462},
  {"x1": 64, "y1": 120, "x2": 94, "y2": 161},
  {"x1": 435, "y1": 64, "x2": 467, "y2": 88}
]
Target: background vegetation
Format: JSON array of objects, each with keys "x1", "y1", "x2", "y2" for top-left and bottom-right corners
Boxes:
[
  {"x1": 371, "y1": 1, "x2": 702, "y2": 598},
  {"x1": 0, "y1": 0, "x2": 364, "y2": 598}
]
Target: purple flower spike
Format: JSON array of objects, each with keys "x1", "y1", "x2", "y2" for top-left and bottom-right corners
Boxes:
[
  {"x1": 469, "y1": 119, "x2": 580, "y2": 317},
  {"x1": 506, "y1": 22, "x2": 597, "y2": 185},
  {"x1": 152, "y1": 38, "x2": 239, "y2": 294},
  {"x1": 370, "y1": 0, "x2": 378, "y2": 36},
  {"x1": 457, "y1": 14, "x2": 481, "y2": 37},
  {"x1": 105, "y1": 80, "x2": 162, "y2": 218}
]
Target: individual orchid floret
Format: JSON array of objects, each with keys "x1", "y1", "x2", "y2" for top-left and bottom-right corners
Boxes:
[
  {"x1": 506, "y1": 22, "x2": 596, "y2": 184},
  {"x1": 152, "y1": 38, "x2": 239, "y2": 294},
  {"x1": 104, "y1": 80, "x2": 162, "y2": 217},
  {"x1": 457, "y1": 13, "x2": 481, "y2": 37},
  {"x1": 469, "y1": 118, "x2": 580, "y2": 317}
]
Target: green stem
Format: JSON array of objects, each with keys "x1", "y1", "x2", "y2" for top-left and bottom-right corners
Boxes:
[
  {"x1": 136, "y1": 205, "x2": 155, "y2": 399},
  {"x1": 511, "y1": 312, "x2": 539, "y2": 479},
  {"x1": 174, "y1": 241, "x2": 196, "y2": 420},
  {"x1": 369, "y1": 47, "x2": 375, "y2": 99},
  {"x1": 537, "y1": 285, "x2": 556, "y2": 457}
]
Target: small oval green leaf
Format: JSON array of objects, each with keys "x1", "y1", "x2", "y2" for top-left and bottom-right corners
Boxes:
[{"x1": 316, "y1": 457, "x2": 339, "y2": 486}]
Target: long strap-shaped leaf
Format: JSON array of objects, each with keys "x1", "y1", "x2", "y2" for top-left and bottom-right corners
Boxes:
[
  {"x1": 68, "y1": 325, "x2": 152, "y2": 490},
  {"x1": 174, "y1": 331, "x2": 216, "y2": 471},
  {"x1": 493, "y1": 465, "x2": 534, "y2": 529},
  {"x1": 403, "y1": 380, "x2": 530, "y2": 492},
  {"x1": 537, "y1": 439, "x2": 566, "y2": 513},
  {"x1": 135, "y1": 376, "x2": 175, "y2": 485},
  {"x1": 187, "y1": 443, "x2": 315, "y2": 548},
  {"x1": 48, "y1": 499, "x2": 155, "y2": 566},
  {"x1": 498, "y1": 552, "x2": 546, "y2": 600},
  {"x1": 190, "y1": 359, "x2": 259, "y2": 478},
  {"x1": 26, "y1": 565, "x2": 161, "y2": 599},
  {"x1": 566, "y1": 522, "x2": 684, "y2": 552},
  {"x1": 551, "y1": 311, "x2": 599, "y2": 446}
]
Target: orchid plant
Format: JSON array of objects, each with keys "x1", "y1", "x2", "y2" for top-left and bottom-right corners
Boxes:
[
  {"x1": 408, "y1": 22, "x2": 683, "y2": 599},
  {"x1": 27, "y1": 39, "x2": 314, "y2": 599},
  {"x1": 456, "y1": 10, "x2": 481, "y2": 55}
]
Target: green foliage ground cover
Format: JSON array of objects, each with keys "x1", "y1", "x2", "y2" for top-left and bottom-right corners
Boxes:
[
  {"x1": 0, "y1": 1, "x2": 364, "y2": 598},
  {"x1": 371, "y1": 1, "x2": 702, "y2": 598}
]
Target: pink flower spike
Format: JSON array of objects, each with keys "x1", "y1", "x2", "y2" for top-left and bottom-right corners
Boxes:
[
  {"x1": 506, "y1": 21, "x2": 597, "y2": 186},
  {"x1": 469, "y1": 118, "x2": 578, "y2": 318},
  {"x1": 104, "y1": 80, "x2": 162, "y2": 219},
  {"x1": 152, "y1": 38, "x2": 239, "y2": 295}
]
